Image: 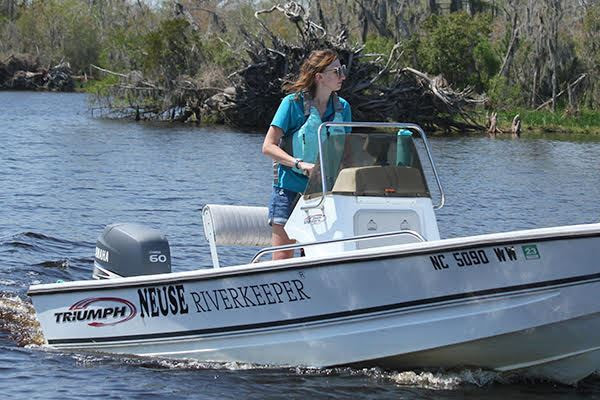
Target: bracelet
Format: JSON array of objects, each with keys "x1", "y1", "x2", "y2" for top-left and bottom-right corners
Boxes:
[{"x1": 294, "y1": 158, "x2": 302, "y2": 169}]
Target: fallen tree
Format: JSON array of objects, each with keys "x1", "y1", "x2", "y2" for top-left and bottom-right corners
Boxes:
[
  {"x1": 0, "y1": 54, "x2": 75, "y2": 92},
  {"x1": 91, "y1": 1, "x2": 486, "y2": 132}
]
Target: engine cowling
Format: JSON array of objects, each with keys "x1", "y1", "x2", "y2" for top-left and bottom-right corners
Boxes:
[{"x1": 93, "y1": 223, "x2": 171, "y2": 279}]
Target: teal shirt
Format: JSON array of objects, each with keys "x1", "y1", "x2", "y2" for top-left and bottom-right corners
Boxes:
[{"x1": 270, "y1": 93, "x2": 352, "y2": 193}]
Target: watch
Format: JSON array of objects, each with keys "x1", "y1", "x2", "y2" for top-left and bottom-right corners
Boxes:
[{"x1": 294, "y1": 158, "x2": 302, "y2": 169}]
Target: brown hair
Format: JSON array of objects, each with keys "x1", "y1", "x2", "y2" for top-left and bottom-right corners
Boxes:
[{"x1": 283, "y1": 49, "x2": 338, "y2": 97}]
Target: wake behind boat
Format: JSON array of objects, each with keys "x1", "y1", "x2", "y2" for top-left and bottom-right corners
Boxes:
[{"x1": 28, "y1": 122, "x2": 600, "y2": 385}]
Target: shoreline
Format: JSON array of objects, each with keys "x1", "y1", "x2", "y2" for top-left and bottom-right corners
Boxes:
[
  {"x1": 2, "y1": 89, "x2": 598, "y2": 136},
  {"x1": 485, "y1": 109, "x2": 600, "y2": 136}
]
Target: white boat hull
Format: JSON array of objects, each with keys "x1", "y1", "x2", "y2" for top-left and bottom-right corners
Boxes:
[{"x1": 28, "y1": 223, "x2": 600, "y2": 384}]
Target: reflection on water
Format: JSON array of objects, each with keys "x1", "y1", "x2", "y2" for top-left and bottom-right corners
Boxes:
[{"x1": 1, "y1": 91, "x2": 600, "y2": 399}]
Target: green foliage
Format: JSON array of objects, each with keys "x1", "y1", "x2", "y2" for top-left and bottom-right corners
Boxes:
[
  {"x1": 415, "y1": 12, "x2": 499, "y2": 91},
  {"x1": 486, "y1": 75, "x2": 523, "y2": 109},
  {"x1": 141, "y1": 18, "x2": 202, "y2": 81},
  {"x1": 498, "y1": 108, "x2": 600, "y2": 134},
  {"x1": 83, "y1": 74, "x2": 119, "y2": 96},
  {"x1": 583, "y1": 4, "x2": 600, "y2": 65},
  {"x1": 363, "y1": 35, "x2": 396, "y2": 56},
  {"x1": 361, "y1": 35, "x2": 403, "y2": 87},
  {"x1": 63, "y1": 15, "x2": 99, "y2": 73},
  {"x1": 581, "y1": 4, "x2": 600, "y2": 106},
  {"x1": 14, "y1": 3, "x2": 45, "y2": 54},
  {"x1": 11, "y1": 0, "x2": 100, "y2": 73},
  {"x1": 473, "y1": 40, "x2": 500, "y2": 85},
  {"x1": 202, "y1": 36, "x2": 238, "y2": 72},
  {"x1": 98, "y1": 28, "x2": 146, "y2": 72}
]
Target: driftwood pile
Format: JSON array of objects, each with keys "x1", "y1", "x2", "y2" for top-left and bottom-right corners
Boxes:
[
  {"x1": 218, "y1": 2, "x2": 485, "y2": 131},
  {"x1": 92, "y1": 2, "x2": 486, "y2": 132},
  {"x1": 0, "y1": 54, "x2": 75, "y2": 92}
]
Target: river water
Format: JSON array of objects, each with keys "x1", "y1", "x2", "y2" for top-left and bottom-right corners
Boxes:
[{"x1": 1, "y1": 91, "x2": 599, "y2": 399}]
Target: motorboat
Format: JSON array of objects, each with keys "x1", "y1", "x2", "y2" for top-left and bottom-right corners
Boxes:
[{"x1": 27, "y1": 122, "x2": 600, "y2": 385}]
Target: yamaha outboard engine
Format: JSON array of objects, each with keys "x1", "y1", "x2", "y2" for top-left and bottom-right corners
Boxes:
[{"x1": 93, "y1": 223, "x2": 172, "y2": 279}]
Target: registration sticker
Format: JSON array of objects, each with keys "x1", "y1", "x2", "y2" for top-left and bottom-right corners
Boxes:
[{"x1": 522, "y1": 244, "x2": 541, "y2": 260}]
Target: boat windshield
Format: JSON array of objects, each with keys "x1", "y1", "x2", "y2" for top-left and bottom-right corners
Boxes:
[{"x1": 304, "y1": 131, "x2": 431, "y2": 199}]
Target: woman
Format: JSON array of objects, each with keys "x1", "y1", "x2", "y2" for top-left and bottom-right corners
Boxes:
[{"x1": 262, "y1": 49, "x2": 352, "y2": 259}]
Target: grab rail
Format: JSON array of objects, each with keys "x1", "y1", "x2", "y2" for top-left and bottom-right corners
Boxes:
[
  {"x1": 301, "y1": 122, "x2": 445, "y2": 211},
  {"x1": 251, "y1": 229, "x2": 426, "y2": 263}
]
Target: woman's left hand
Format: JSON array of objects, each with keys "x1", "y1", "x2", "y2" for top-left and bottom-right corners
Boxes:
[{"x1": 299, "y1": 161, "x2": 315, "y2": 176}]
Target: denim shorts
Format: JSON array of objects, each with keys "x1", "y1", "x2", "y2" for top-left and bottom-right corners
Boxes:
[{"x1": 268, "y1": 187, "x2": 299, "y2": 226}]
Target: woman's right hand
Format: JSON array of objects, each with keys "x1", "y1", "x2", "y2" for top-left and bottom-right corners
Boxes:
[{"x1": 298, "y1": 161, "x2": 315, "y2": 176}]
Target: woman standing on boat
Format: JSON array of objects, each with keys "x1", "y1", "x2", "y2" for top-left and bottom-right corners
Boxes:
[{"x1": 262, "y1": 49, "x2": 352, "y2": 259}]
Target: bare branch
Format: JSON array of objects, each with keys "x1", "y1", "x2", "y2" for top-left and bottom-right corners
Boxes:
[{"x1": 535, "y1": 73, "x2": 587, "y2": 110}]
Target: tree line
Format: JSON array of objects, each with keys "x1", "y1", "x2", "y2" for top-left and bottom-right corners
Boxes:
[{"x1": 1, "y1": 0, "x2": 598, "y2": 127}]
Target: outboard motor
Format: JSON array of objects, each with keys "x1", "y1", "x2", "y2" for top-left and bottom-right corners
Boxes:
[{"x1": 93, "y1": 223, "x2": 172, "y2": 279}]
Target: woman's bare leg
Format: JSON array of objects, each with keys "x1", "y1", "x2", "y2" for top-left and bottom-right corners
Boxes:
[{"x1": 271, "y1": 223, "x2": 295, "y2": 260}]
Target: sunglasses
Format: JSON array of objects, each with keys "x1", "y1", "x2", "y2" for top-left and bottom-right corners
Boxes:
[{"x1": 323, "y1": 64, "x2": 347, "y2": 78}]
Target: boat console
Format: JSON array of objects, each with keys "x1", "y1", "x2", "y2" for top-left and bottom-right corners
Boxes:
[
  {"x1": 203, "y1": 122, "x2": 445, "y2": 266},
  {"x1": 285, "y1": 124, "x2": 442, "y2": 258}
]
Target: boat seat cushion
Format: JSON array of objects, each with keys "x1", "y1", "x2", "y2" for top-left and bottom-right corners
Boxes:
[
  {"x1": 202, "y1": 204, "x2": 271, "y2": 247},
  {"x1": 331, "y1": 166, "x2": 430, "y2": 197}
]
